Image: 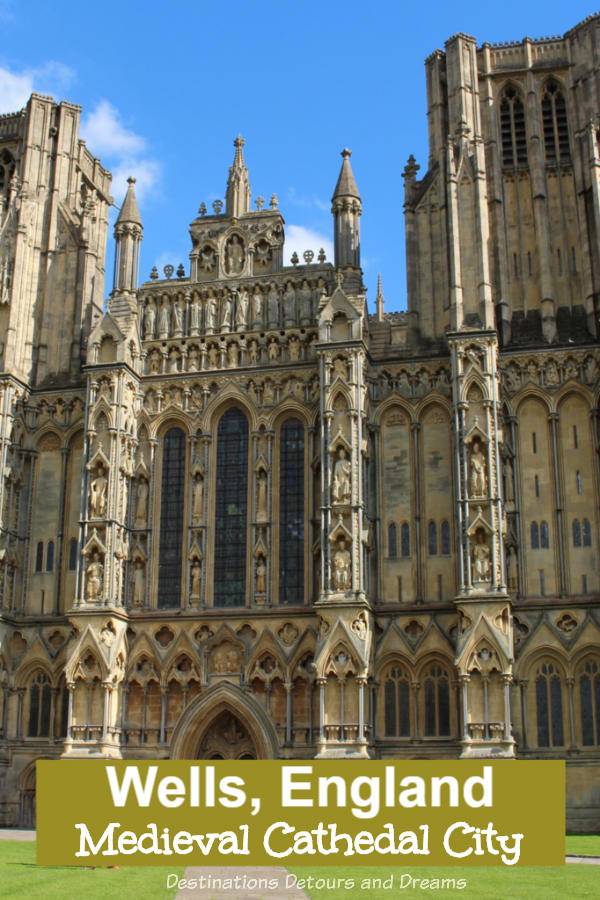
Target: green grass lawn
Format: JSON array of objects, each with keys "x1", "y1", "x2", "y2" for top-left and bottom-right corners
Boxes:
[
  {"x1": 0, "y1": 840, "x2": 183, "y2": 899},
  {"x1": 0, "y1": 836, "x2": 597, "y2": 900}
]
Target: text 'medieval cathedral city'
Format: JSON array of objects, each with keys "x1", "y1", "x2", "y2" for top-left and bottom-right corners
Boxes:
[{"x1": 0, "y1": 14, "x2": 599, "y2": 831}]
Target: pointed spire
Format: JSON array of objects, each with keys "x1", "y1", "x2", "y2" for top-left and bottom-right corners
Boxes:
[
  {"x1": 332, "y1": 148, "x2": 361, "y2": 201},
  {"x1": 226, "y1": 135, "x2": 251, "y2": 217},
  {"x1": 116, "y1": 176, "x2": 142, "y2": 227},
  {"x1": 376, "y1": 274, "x2": 385, "y2": 321}
]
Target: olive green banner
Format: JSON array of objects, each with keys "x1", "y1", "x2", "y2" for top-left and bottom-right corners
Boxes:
[{"x1": 36, "y1": 760, "x2": 564, "y2": 866}]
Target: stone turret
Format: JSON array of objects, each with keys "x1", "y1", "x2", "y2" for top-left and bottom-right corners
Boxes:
[
  {"x1": 332, "y1": 149, "x2": 362, "y2": 270},
  {"x1": 225, "y1": 135, "x2": 251, "y2": 217},
  {"x1": 113, "y1": 176, "x2": 143, "y2": 294}
]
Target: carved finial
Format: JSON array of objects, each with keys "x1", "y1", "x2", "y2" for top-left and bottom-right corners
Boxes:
[
  {"x1": 318, "y1": 248, "x2": 326, "y2": 263},
  {"x1": 341, "y1": 148, "x2": 352, "y2": 159},
  {"x1": 335, "y1": 270, "x2": 344, "y2": 288},
  {"x1": 270, "y1": 193, "x2": 278, "y2": 209},
  {"x1": 127, "y1": 176, "x2": 136, "y2": 185},
  {"x1": 290, "y1": 252, "x2": 299, "y2": 266},
  {"x1": 150, "y1": 266, "x2": 158, "y2": 280},
  {"x1": 376, "y1": 273, "x2": 385, "y2": 321},
  {"x1": 198, "y1": 202, "x2": 207, "y2": 216},
  {"x1": 212, "y1": 199, "x2": 223, "y2": 214},
  {"x1": 255, "y1": 195, "x2": 265, "y2": 211},
  {"x1": 402, "y1": 154, "x2": 420, "y2": 181}
]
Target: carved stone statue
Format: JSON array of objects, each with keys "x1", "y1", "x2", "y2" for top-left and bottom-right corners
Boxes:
[
  {"x1": 469, "y1": 440, "x2": 487, "y2": 498},
  {"x1": 298, "y1": 279, "x2": 312, "y2": 324},
  {"x1": 190, "y1": 296, "x2": 200, "y2": 334},
  {"x1": 143, "y1": 300, "x2": 156, "y2": 339},
  {"x1": 134, "y1": 477, "x2": 148, "y2": 528},
  {"x1": 507, "y1": 545, "x2": 517, "y2": 591},
  {"x1": 251, "y1": 285, "x2": 263, "y2": 327},
  {"x1": 168, "y1": 347, "x2": 179, "y2": 373},
  {"x1": 207, "y1": 344, "x2": 219, "y2": 368},
  {"x1": 132, "y1": 558, "x2": 145, "y2": 606},
  {"x1": 90, "y1": 464, "x2": 108, "y2": 517},
  {"x1": 190, "y1": 558, "x2": 202, "y2": 597},
  {"x1": 267, "y1": 283, "x2": 279, "y2": 327},
  {"x1": 472, "y1": 531, "x2": 491, "y2": 582},
  {"x1": 332, "y1": 448, "x2": 351, "y2": 503},
  {"x1": 227, "y1": 342, "x2": 239, "y2": 367},
  {"x1": 172, "y1": 298, "x2": 184, "y2": 335},
  {"x1": 205, "y1": 292, "x2": 218, "y2": 332},
  {"x1": 220, "y1": 292, "x2": 233, "y2": 330},
  {"x1": 192, "y1": 472, "x2": 204, "y2": 523},
  {"x1": 332, "y1": 537, "x2": 350, "y2": 591},
  {"x1": 257, "y1": 470, "x2": 268, "y2": 522},
  {"x1": 235, "y1": 287, "x2": 248, "y2": 330},
  {"x1": 282, "y1": 281, "x2": 296, "y2": 325},
  {"x1": 256, "y1": 555, "x2": 266, "y2": 594},
  {"x1": 249, "y1": 340, "x2": 259, "y2": 363},
  {"x1": 85, "y1": 551, "x2": 103, "y2": 600},
  {"x1": 225, "y1": 235, "x2": 244, "y2": 274},
  {"x1": 158, "y1": 300, "x2": 170, "y2": 338},
  {"x1": 503, "y1": 458, "x2": 514, "y2": 503}
]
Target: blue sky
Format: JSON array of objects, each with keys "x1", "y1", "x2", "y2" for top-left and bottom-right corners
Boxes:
[{"x1": 0, "y1": 1, "x2": 596, "y2": 311}]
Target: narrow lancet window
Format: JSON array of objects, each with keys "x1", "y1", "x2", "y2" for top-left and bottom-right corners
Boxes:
[
  {"x1": 214, "y1": 408, "x2": 248, "y2": 607},
  {"x1": 279, "y1": 418, "x2": 304, "y2": 605},
  {"x1": 158, "y1": 427, "x2": 186, "y2": 608}
]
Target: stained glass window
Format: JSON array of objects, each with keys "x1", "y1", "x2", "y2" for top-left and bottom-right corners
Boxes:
[
  {"x1": 580, "y1": 660, "x2": 600, "y2": 746},
  {"x1": 424, "y1": 664, "x2": 450, "y2": 737},
  {"x1": 214, "y1": 409, "x2": 248, "y2": 607},
  {"x1": 28, "y1": 672, "x2": 51, "y2": 737},
  {"x1": 428, "y1": 521, "x2": 437, "y2": 556},
  {"x1": 279, "y1": 418, "x2": 304, "y2": 605},
  {"x1": 388, "y1": 523, "x2": 397, "y2": 559},
  {"x1": 401, "y1": 522, "x2": 410, "y2": 557},
  {"x1": 535, "y1": 661, "x2": 564, "y2": 747},
  {"x1": 573, "y1": 519, "x2": 582, "y2": 548},
  {"x1": 583, "y1": 518, "x2": 592, "y2": 548},
  {"x1": 69, "y1": 538, "x2": 77, "y2": 571},
  {"x1": 530, "y1": 521, "x2": 539, "y2": 549},
  {"x1": 158, "y1": 427, "x2": 186, "y2": 608},
  {"x1": 384, "y1": 666, "x2": 411, "y2": 737},
  {"x1": 542, "y1": 81, "x2": 570, "y2": 162},
  {"x1": 441, "y1": 520, "x2": 451, "y2": 555},
  {"x1": 500, "y1": 87, "x2": 527, "y2": 167}
]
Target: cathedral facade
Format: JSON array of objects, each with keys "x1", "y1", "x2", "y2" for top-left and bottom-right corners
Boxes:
[{"x1": 1, "y1": 14, "x2": 600, "y2": 831}]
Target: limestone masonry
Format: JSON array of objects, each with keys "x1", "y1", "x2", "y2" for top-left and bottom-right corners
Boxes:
[{"x1": 1, "y1": 14, "x2": 599, "y2": 830}]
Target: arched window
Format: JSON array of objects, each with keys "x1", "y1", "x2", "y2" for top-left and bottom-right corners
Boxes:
[
  {"x1": 542, "y1": 81, "x2": 570, "y2": 162},
  {"x1": 530, "y1": 521, "x2": 539, "y2": 550},
  {"x1": 384, "y1": 666, "x2": 411, "y2": 737},
  {"x1": 46, "y1": 540, "x2": 54, "y2": 572},
  {"x1": 423, "y1": 664, "x2": 450, "y2": 737},
  {"x1": 27, "y1": 672, "x2": 51, "y2": 737},
  {"x1": 35, "y1": 542, "x2": 43, "y2": 572},
  {"x1": 69, "y1": 538, "x2": 77, "y2": 571},
  {"x1": 388, "y1": 523, "x2": 397, "y2": 559},
  {"x1": 500, "y1": 86, "x2": 527, "y2": 167},
  {"x1": 158, "y1": 427, "x2": 186, "y2": 608},
  {"x1": 535, "y1": 661, "x2": 564, "y2": 747},
  {"x1": 580, "y1": 660, "x2": 600, "y2": 746},
  {"x1": 401, "y1": 522, "x2": 410, "y2": 558},
  {"x1": 428, "y1": 521, "x2": 437, "y2": 556},
  {"x1": 441, "y1": 520, "x2": 451, "y2": 556},
  {"x1": 279, "y1": 418, "x2": 304, "y2": 605},
  {"x1": 214, "y1": 408, "x2": 248, "y2": 607},
  {"x1": 583, "y1": 518, "x2": 592, "y2": 548},
  {"x1": 573, "y1": 519, "x2": 582, "y2": 548},
  {"x1": 540, "y1": 521, "x2": 549, "y2": 549},
  {"x1": 0, "y1": 149, "x2": 15, "y2": 210}
]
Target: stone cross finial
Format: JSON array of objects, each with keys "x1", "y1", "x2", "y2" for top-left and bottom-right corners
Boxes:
[
  {"x1": 255, "y1": 196, "x2": 265, "y2": 211},
  {"x1": 336, "y1": 270, "x2": 344, "y2": 288}
]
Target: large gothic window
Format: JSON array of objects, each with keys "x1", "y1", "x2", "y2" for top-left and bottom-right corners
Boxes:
[
  {"x1": 423, "y1": 664, "x2": 450, "y2": 737},
  {"x1": 214, "y1": 408, "x2": 248, "y2": 607},
  {"x1": 542, "y1": 81, "x2": 570, "y2": 162},
  {"x1": 580, "y1": 660, "x2": 600, "y2": 746},
  {"x1": 158, "y1": 427, "x2": 186, "y2": 608},
  {"x1": 27, "y1": 672, "x2": 51, "y2": 737},
  {"x1": 500, "y1": 86, "x2": 527, "y2": 167},
  {"x1": 279, "y1": 418, "x2": 304, "y2": 605},
  {"x1": 384, "y1": 665, "x2": 411, "y2": 737},
  {"x1": 535, "y1": 661, "x2": 564, "y2": 747}
]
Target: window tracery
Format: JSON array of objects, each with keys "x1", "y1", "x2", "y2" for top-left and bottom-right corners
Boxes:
[
  {"x1": 158, "y1": 427, "x2": 186, "y2": 608},
  {"x1": 214, "y1": 408, "x2": 248, "y2": 607}
]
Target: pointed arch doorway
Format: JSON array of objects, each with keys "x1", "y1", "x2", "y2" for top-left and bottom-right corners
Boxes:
[{"x1": 169, "y1": 682, "x2": 279, "y2": 760}]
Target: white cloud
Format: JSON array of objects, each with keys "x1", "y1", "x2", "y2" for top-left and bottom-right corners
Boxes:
[
  {"x1": 283, "y1": 224, "x2": 334, "y2": 267},
  {"x1": 0, "y1": 60, "x2": 75, "y2": 113},
  {"x1": 80, "y1": 101, "x2": 161, "y2": 205}
]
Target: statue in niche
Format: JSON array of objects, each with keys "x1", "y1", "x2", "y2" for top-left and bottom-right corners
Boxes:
[
  {"x1": 472, "y1": 530, "x2": 491, "y2": 582},
  {"x1": 584, "y1": 356, "x2": 598, "y2": 384},
  {"x1": 172, "y1": 298, "x2": 184, "y2": 335},
  {"x1": 192, "y1": 472, "x2": 204, "y2": 523},
  {"x1": 282, "y1": 281, "x2": 296, "y2": 325},
  {"x1": 225, "y1": 235, "x2": 244, "y2": 274},
  {"x1": 267, "y1": 340, "x2": 279, "y2": 361},
  {"x1": 132, "y1": 557, "x2": 145, "y2": 606},
  {"x1": 148, "y1": 349, "x2": 161, "y2": 374},
  {"x1": 235, "y1": 286, "x2": 248, "y2": 330},
  {"x1": 298, "y1": 279, "x2": 312, "y2": 324},
  {"x1": 190, "y1": 296, "x2": 200, "y2": 334},
  {"x1": 263, "y1": 381, "x2": 275, "y2": 405},
  {"x1": 220, "y1": 291, "x2": 233, "y2": 330},
  {"x1": 255, "y1": 555, "x2": 266, "y2": 594},
  {"x1": 200, "y1": 245, "x2": 216, "y2": 273},
  {"x1": 143, "y1": 299, "x2": 156, "y2": 339},
  {"x1": 469, "y1": 440, "x2": 487, "y2": 498},
  {"x1": 545, "y1": 360, "x2": 560, "y2": 386},
  {"x1": 332, "y1": 537, "x2": 351, "y2": 591},
  {"x1": 288, "y1": 337, "x2": 300, "y2": 361},
  {"x1": 90, "y1": 464, "x2": 108, "y2": 517},
  {"x1": 267, "y1": 283, "x2": 280, "y2": 326},
  {"x1": 188, "y1": 346, "x2": 199, "y2": 370},
  {"x1": 332, "y1": 448, "x2": 351, "y2": 503},
  {"x1": 257, "y1": 470, "x2": 268, "y2": 522},
  {"x1": 207, "y1": 344, "x2": 219, "y2": 368},
  {"x1": 251, "y1": 285, "x2": 263, "y2": 326},
  {"x1": 503, "y1": 458, "x2": 514, "y2": 503},
  {"x1": 85, "y1": 551, "x2": 103, "y2": 601},
  {"x1": 227, "y1": 342, "x2": 239, "y2": 367},
  {"x1": 190, "y1": 558, "x2": 202, "y2": 597},
  {"x1": 205, "y1": 291, "x2": 218, "y2": 332},
  {"x1": 507, "y1": 545, "x2": 517, "y2": 592},
  {"x1": 249, "y1": 340, "x2": 259, "y2": 363},
  {"x1": 168, "y1": 347, "x2": 180, "y2": 373},
  {"x1": 158, "y1": 299, "x2": 170, "y2": 338},
  {"x1": 333, "y1": 357, "x2": 348, "y2": 380},
  {"x1": 134, "y1": 477, "x2": 148, "y2": 527}
]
